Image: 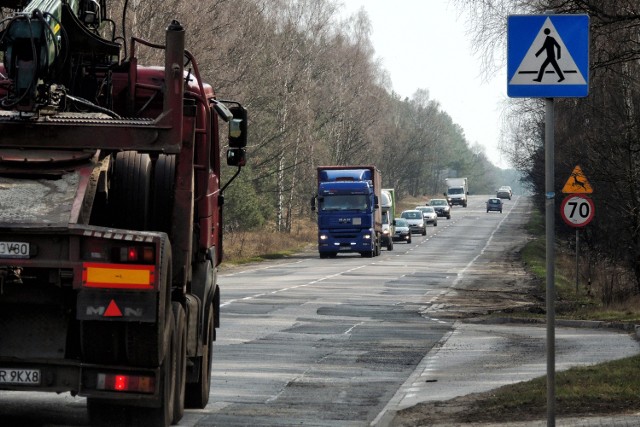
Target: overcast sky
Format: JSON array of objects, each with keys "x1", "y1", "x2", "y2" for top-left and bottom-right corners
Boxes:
[{"x1": 340, "y1": 0, "x2": 510, "y2": 169}]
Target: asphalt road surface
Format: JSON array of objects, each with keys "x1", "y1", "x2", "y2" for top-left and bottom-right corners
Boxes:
[{"x1": 1, "y1": 195, "x2": 638, "y2": 426}]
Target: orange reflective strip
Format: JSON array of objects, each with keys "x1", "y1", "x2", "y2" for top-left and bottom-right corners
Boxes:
[{"x1": 82, "y1": 263, "x2": 155, "y2": 289}]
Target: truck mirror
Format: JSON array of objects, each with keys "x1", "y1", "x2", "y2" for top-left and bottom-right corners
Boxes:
[
  {"x1": 310, "y1": 196, "x2": 316, "y2": 211},
  {"x1": 212, "y1": 100, "x2": 233, "y2": 122},
  {"x1": 226, "y1": 148, "x2": 246, "y2": 166},
  {"x1": 228, "y1": 105, "x2": 247, "y2": 148},
  {"x1": 373, "y1": 195, "x2": 379, "y2": 209}
]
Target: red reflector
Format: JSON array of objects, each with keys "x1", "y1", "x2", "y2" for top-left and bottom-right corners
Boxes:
[
  {"x1": 127, "y1": 247, "x2": 138, "y2": 261},
  {"x1": 103, "y1": 300, "x2": 123, "y2": 317},
  {"x1": 97, "y1": 373, "x2": 155, "y2": 393}
]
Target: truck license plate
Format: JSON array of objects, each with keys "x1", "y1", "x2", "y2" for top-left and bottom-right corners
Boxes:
[
  {"x1": 0, "y1": 241, "x2": 30, "y2": 258},
  {"x1": 0, "y1": 368, "x2": 41, "y2": 385}
]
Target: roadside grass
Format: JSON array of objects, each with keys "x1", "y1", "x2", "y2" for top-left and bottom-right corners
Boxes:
[
  {"x1": 222, "y1": 219, "x2": 316, "y2": 266},
  {"x1": 460, "y1": 353, "x2": 640, "y2": 422}
]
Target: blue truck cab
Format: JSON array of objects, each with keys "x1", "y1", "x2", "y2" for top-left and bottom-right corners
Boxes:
[{"x1": 312, "y1": 166, "x2": 382, "y2": 258}]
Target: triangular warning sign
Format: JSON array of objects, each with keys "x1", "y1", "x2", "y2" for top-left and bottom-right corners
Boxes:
[
  {"x1": 104, "y1": 299, "x2": 123, "y2": 317},
  {"x1": 562, "y1": 165, "x2": 593, "y2": 194},
  {"x1": 510, "y1": 17, "x2": 587, "y2": 85}
]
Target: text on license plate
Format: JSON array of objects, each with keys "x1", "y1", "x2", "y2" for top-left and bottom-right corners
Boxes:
[
  {"x1": 0, "y1": 241, "x2": 29, "y2": 258},
  {"x1": 0, "y1": 368, "x2": 41, "y2": 384}
]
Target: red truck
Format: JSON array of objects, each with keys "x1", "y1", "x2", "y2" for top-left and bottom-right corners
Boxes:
[{"x1": 0, "y1": 1, "x2": 247, "y2": 426}]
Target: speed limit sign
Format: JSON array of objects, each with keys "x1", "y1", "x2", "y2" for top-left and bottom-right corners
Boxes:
[{"x1": 560, "y1": 194, "x2": 594, "y2": 227}]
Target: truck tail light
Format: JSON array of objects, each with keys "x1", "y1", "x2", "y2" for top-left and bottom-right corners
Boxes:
[
  {"x1": 114, "y1": 245, "x2": 155, "y2": 263},
  {"x1": 97, "y1": 373, "x2": 155, "y2": 394}
]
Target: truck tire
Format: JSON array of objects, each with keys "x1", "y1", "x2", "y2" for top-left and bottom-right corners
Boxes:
[
  {"x1": 110, "y1": 151, "x2": 152, "y2": 230},
  {"x1": 150, "y1": 154, "x2": 176, "y2": 233},
  {"x1": 172, "y1": 302, "x2": 187, "y2": 423},
  {"x1": 387, "y1": 239, "x2": 393, "y2": 251},
  {"x1": 185, "y1": 303, "x2": 213, "y2": 408}
]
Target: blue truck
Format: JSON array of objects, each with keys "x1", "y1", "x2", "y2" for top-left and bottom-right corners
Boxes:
[{"x1": 312, "y1": 166, "x2": 382, "y2": 258}]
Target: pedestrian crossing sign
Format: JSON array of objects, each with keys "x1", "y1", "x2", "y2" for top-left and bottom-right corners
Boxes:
[{"x1": 508, "y1": 14, "x2": 589, "y2": 98}]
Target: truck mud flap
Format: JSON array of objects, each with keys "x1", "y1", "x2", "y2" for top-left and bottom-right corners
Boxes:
[{"x1": 77, "y1": 290, "x2": 157, "y2": 322}]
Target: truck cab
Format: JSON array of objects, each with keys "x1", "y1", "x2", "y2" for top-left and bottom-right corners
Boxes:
[{"x1": 313, "y1": 166, "x2": 382, "y2": 258}]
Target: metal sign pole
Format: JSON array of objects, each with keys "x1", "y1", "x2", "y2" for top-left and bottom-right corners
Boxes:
[
  {"x1": 576, "y1": 229, "x2": 579, "y2": 294},
  {"x1": 545, "y1": 97, "x2": 556, "y2": 426}
]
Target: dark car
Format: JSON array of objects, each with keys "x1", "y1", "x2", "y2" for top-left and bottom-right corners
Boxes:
[
  {"x1": 392, "y1": 218, "x2": 412, "y2": 243},
  {"x1": 486, "y1": 197, "x2": 503, "y2": 213},
  {"x1": 497, "y1": 186, "x2": 512, "y2": 199},
  {"x1": 428, "y1": 198, "x2": 451, "y2": 219}
]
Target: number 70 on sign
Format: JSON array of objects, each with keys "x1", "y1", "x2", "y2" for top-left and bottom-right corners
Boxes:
[{"x1": 560, "y1": 194, "x2": 594, "y2": 227}]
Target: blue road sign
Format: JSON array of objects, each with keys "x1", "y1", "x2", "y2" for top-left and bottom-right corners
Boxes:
[{"x1": 508, "y1": 14, "x2": 589, "y2": 98}]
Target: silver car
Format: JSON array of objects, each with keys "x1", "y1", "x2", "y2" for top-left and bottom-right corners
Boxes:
[
  {"x1": 415, "y1": 205, "x2": 438, "y2": 226},
  {"x1": 400, "y1": 209, "x2": 427, "y2": 236}
]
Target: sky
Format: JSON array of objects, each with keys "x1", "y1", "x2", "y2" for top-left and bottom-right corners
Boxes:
[{"x1": 340, "y1": 0, "x2": 510, "y2": 169}]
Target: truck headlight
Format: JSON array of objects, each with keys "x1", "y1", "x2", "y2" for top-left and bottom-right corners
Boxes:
[
  {"x1": 363, "y1": 234, "x2": 371, "y2": 240},
  {"x1": 319, "y1": 234, "x2": 328, "y2": 240}
]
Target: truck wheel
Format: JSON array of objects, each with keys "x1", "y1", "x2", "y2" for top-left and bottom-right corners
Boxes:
[
  {"x1": 185, "y1": 304, "x2": 214, "y2": 408},
  {"x1": 110, "y1": 151, "x2": 152, "y2": 230},
  {"x1": 172, "y1": 302, "x2": 187, "y2": 423},
  {"x1": 150, "y1": 154, "x2": 176, "y2": 233},
  {"x1": 387, "y1": 240, "x2": 393, "y2": 251}
]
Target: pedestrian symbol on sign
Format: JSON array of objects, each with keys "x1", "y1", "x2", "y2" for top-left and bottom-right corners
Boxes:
[{"x1": 533, "y1": 28, "x2": 564, "y2": 83}]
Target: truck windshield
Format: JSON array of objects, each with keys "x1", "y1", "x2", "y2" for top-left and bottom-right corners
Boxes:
[
  {"x1": 448, "y1": 188, "x2": 464, "y2": 195},
  {"x1": 320, "y1": 195, "x2": 369, "y2": 211}
]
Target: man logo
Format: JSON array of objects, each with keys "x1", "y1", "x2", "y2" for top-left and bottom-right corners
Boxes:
[{"x1": 85, "y1": 301, "x2": 144, "y2": 318}]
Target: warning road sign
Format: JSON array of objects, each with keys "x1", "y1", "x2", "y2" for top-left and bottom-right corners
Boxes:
[
  {"x1": 562, "y1": 165, "x2": 593, "y2": 194},
  {"x1": 508, "y1": 14, "x2": 589, "y2": 98}
]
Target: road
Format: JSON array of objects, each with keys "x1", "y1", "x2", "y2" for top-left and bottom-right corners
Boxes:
[{"x1": 1, "y1": 195, "x2": 638, "y2": 426}]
